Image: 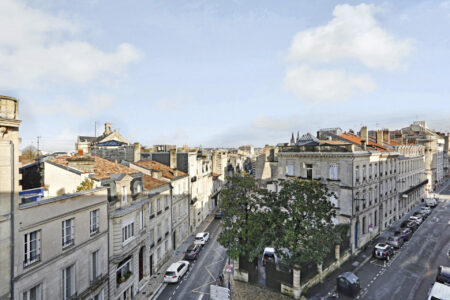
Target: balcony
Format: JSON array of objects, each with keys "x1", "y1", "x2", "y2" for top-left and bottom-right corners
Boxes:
[
  {"x1": 90, "y1": 273, "x2": 103, "y2": 285},
  {"x1": 165, "y1": 206, "x2": 169, "y2": 211},
  {"x1": 150, "y1": 213, "x2": 155, "y2": 219},
  {"x1": 157, "y1": 210, "x2": 162, "y2": 215},
  {"x1": 165, "y1": 231, "x2": 169, "y2": 237},
  {"x1": 157, "y1": 237, "x2": 162, "y2": 243},
  {"x1": 150, "y1": 242, "x2": 155, "y2": 249}
]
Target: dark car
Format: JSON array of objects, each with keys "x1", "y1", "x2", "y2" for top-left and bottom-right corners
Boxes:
[
  {"x1": 406, "y1": 220, "x2": 419, "y2": 232},
  {"x1": 400, "y1": 220, "x2": 410, "y2": 229},
  {"x1": 394, "y1": 228, "x2": 413, "y2": 241},
  {"x1": 372, "y1": 243, "x2": 394, "y2": 260},
  {"x1": 215, "y1": 210, "x2": 224, "y2": 219},
  {"x1": 183, "y1": 244, "x2": 201, "y2": 260},
  {"x1": 337, "y1": 272, "x2": 360, "y2": 297},
  {"x1": 436, "y1": 266, "x2": 450, "y2": 285},
  {"x1": 387, "y1": 236, "x2": 404, "y2": 249}
]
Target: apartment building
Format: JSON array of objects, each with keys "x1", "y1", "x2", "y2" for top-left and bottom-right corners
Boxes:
[
  {"x1": 277, "y1": 128, "x2": 399, "y2": 251},
  {"x1": 0, "y1": 96, "x2": 21, "y2": 300},
  {"x1": 14, "y1": 188, "x2": 109, "y2": 300}
]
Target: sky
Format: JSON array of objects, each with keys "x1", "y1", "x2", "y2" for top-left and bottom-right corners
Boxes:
[{"x1": 1, "y1": 0, "x2": 450, "y2": 152}]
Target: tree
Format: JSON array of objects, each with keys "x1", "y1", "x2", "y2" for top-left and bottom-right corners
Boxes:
[
  {"x1": 22, "y1": 145, "x2": 38, "y2": 159},
  {"x1": 76, "y1": 178, "x2": 95, "y2": 192},
  {"x1": 217, "y1": 173, "x2": 267, "y2": 262},
  {"x1": 270, "y1": 179, "x2": 339, "y2": 266}
]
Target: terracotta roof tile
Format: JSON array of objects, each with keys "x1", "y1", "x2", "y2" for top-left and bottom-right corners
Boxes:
[
  {"x1": 134, "y1": 161, "x2": 187, "y2": 179},
  {"x1": 339, "y1": 133, "x2": 393, "y2": 152},
  {"x1": 49, "y1": 156, "x2": 140, "y2": 180},
  {"x1": 143, "y1": 175, "x2": 169, "y2": 190}
]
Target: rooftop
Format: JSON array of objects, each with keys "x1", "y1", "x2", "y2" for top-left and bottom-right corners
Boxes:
[
  {"x1": 143, "y1": 174, "x2": 169, "y2": 190},
  {"x1": 134, "y1": 160, "x2": 187, "y2": 179}
]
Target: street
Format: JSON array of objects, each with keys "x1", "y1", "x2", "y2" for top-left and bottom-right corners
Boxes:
[
  {"x1": 338, "y1": 182, "x2": 450, "y2": 300},
  {"x1": 156, "y1": 218, "x2": 228, "y2": 300}
]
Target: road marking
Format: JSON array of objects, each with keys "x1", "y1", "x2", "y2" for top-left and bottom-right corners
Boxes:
[
  {"x1": 197, "y1": 294, "x2": 204, "y2": 300},
  {"x1": 176, "y1": 285, "x2": 179, "y2": 290},
  {"x1": 173, "y1": 291, "x2": 176, "y2": 295}
]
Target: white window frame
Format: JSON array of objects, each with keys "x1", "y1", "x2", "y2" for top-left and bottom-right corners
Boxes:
[
  {"x1": 286, "y1": 163, "x2": 294, "y2": 176},
  {"x1": 91, "y1": 289, "x2": 104, "y2": 300},
  {"x1": 139, "y1": 210, "x2": 144, "y2": 230},
  {"x1": 157, "y1": 198, "x2": 161, "y2": 212},
  {"x1": 63, "y1": 264, "x2": 76, "y2": 300},
  {"x1": 23, "y1": 283, "x2": 42, "y2": 300},
  {"x1": 62, "y1": 218, "x2": 74, "y2": 248},
  {"x1": 121, "y1": 221, "x2": 135, "y2": 245},
  {"x1": 165, "y1": 195, "x2": 169, "y2": 208},
  {"x1": 90, "y1": 209, "x2": 99, "y2": 235},
  {"x1": 329, "y1": 164, "x2": 338, "y2": 180},
  {"x1": 24, "y1": 230, "x2": 40, "y2": 266},
  {"x1": 91, "y1": 250, "x2": 101, "y2": 282},
  {"x1": 122, "y1": 186, "x2": 127, "y2": 203},
  {"x1": 149, "y1": 201, "x2": 153, "y2": 216}
]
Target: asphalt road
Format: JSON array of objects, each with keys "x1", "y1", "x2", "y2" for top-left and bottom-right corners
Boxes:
[
  {"x1": 157, "y1": 219, "x2": 228, "y2": 300},
  {"x1": 341, "y1": 182, "x2": 450, "y2": 300}
]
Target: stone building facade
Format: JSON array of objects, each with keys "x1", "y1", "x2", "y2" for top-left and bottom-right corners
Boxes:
[
  {"x1": 0, "y1": 96, "x2": 21, "y2": 300},
  {"x1": 14, "y1": 188, "x2": 109, "y2": 300}
]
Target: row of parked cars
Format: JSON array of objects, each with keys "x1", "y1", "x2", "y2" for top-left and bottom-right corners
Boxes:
[
  {"x1": 372, "y1": 205, "x2": 434, "y2": 261},
  {"x1": 163, "y1": 232, "x2": 210, "y2": 284}
]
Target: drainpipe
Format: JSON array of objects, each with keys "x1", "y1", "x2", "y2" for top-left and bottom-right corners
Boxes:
[
  {"x1": 10, "y1": 141, "x2": 15, "y2": 300},
  {"x1": 107, "y1": 200, "x2": 111, "y2": 300},
  {"x1": 351, "y1": 156, "x2": 354, "y2": 253}
]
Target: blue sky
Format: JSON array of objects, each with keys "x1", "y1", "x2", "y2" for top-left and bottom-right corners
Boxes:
[{"x1": 1, "y1": 0, "x2": 450, "y2": 151}]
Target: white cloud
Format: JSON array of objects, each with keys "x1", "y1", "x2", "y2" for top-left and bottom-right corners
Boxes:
[
  {"x1": 284, "y1": 3, "x2": 411, "y2": 102},
  {"x1": 34, "y1": 93, "x2": 115, "y2": 117},
  {"x1": 0, "y1": 0, "x2": 141, "y2": 90},
  {"x1": 284, "y1": 66, "x2": 376, "y2": 102}
]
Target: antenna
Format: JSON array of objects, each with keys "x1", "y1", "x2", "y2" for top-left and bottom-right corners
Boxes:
[{"x1": 37, "y1": 136, "x2": 41, "y2": 156}]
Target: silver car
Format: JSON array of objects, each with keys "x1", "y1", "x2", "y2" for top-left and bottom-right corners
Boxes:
[{"x1": 387, "y1": 236, "x2": 404, "y2": 249}]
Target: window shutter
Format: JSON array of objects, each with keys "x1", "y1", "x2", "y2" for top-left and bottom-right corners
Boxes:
[
  {"x1": 37, "y1": 231, "x2": 41, "y2": 256},
  {"x1": 70, "y1": 265, "x2": 75, "y2": 296}
]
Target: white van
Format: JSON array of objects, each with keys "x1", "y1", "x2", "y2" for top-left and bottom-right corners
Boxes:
[
  {"x1": 425, "y1": 198, "x2": 437, "y2": 207},
  {"x1": 427, "y1": 282, "x2": 450, "y2": 300}
]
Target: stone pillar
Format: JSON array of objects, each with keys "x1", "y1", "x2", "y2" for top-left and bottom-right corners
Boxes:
[
  {"x1": 317, "y1": 263, "x2": 323, "y2": 283},
  {"x1": 293, "y1": 266, "x2": 301, "y2": 300},
  {"x1": 233, "y1": 258, "x2": 239, "y2": 274},
  {"x1": 335, "y1": 244, "x2": 341, "y2": 267}
]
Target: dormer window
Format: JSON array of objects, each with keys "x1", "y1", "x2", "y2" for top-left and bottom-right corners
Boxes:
[
  {"x1": 122, "y1": 186, "x2": 127, "y2": 203},
  {"x1": 136, "y1": 183, "x2": 142, "y2": 194}
]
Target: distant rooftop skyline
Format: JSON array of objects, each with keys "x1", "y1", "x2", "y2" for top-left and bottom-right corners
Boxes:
[{"x1": 1, "y1": 0, "x2": 449, "y2": 151}]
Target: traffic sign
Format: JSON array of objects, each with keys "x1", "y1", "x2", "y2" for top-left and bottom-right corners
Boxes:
[{"x1": 225, "y1": 265, "x2": 232, "y2": 273}]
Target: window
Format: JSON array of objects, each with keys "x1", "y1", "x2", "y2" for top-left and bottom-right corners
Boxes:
[
  {"x1": 150, "y1": 229, "x2": 154, "y2": 247},
  {"x1": 122, "y1": 186, "x2": 127, "y2": 203},
  {"x1": 136, "y1": 183, "x2": 142, "y2": 193},
  {"x1": 63, "y1": 264, "x2": 76, "y2": 300},
  {"x1": 362, "y1": 217, "x2": 366, "y2": 235},
  {"x1": 166, "y1": 218, "x2": 170, "y2": 234},
  {"x1": 165, "y1": 195, "x2": 169, "y2": 209},
  {"x1": 157, "y1": 198, "x2": 161, "y2": 213},
  {"x1": 24, "y1": 230, "x2": 40, "y2": 266},
  {"x1": 286, "y1": 162, "x2": 294, "y2": 176},
  {"x1": 92, "y1": 290, "x2": 104, "y2": 300},
  {"x1": 329, "y1": 164, "x2": 338, "y2": 180},
  {"x1": 121, "y1": 222, "x2": 134, "y2": 245},
  {"x1": 369, "y1": 164, "x2": 372, "y2": 178},
  {"x1": 355, "y1": 166, "x2": 360, "y2": 182},
  {"x1": 140, "y1": 210, "x2": 144, "y2": 230},
  {"x1": 157, "y1": 224, "x2": 161, "y2": 240},
  {"x1": 164, "y1": 240, "x2": 168, "y2": 253},
  {"x1": 374, "y1": 211, "x2": 377, "y2": 226},
  {"x1": 91, "y1": 250, "x2": 100, "y2": 282},
  {"x1": 362, "y1": 165, "x2": 366, "y2": 180},
  {"x1": 116, "y1": 258, "x2": 132, "y2": 287},
  {"x1": 23, "y1": 283, "x2": 41, "y2": 300},
  {"x1": 355, "y1": 193, "x2": 360, "y2": 212},
  {"x1": 149, "y1": 201, "x2": 154, "y2": 218},
  {"x1": 62, "y1": 219, "x2": 74, "y2": 248},
  {"x1": 306, "y1": 164, "x2": 313, "y2": 180},
  {"x1": 90, "y1": 209, "x2": 99, "y2": 235},
  {"x1": 157, "y1": 247, "x2": 161, "y2": 262}
]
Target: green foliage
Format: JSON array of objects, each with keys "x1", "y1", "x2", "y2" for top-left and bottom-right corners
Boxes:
[
  {"x1": 218, "y1": 176, "x2": 339, "y2": 266},
  {"x1": 334, "y1": 223, "x2": 350, "y2": 242},
  {"x1": 76, "y1": 178, "x2": 95, "y2": 192}
]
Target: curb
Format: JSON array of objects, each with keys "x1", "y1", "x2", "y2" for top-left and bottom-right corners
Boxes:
[
  {"x1": 353, "y1": 253, "x2": 372, "y2": 273},
  {"x1": 148, "y1": 283, "x2": 164, "y2": 300}
]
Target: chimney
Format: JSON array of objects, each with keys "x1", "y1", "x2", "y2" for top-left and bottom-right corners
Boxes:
[
  {"x1": 151, "y1": 170, "x2": 162, "y2": 179},
  {"x1": 360, "y1": 126, "x2": 368, "y2": 150},
  {"x1": 104, "y1": 123, "x2": 112, "y2": 135},
  {"x1": 173, "y1": 169, "x2": 178, "y2": 177},
  {"x1": 67, "y1": 156, "x2": 95, "y2": 173},
  {"x1": 376, "y1": 130, "x2": 383, "y2": 145},
  {"x1": 169, "y1": 148, "x2": 177, "y2": 169},
  {"x1": 133, "y1": 142, "x2": 141, "y2": 162},
  {"x1": 383, "y1": 129, "x2": 390, "y2": 145}
]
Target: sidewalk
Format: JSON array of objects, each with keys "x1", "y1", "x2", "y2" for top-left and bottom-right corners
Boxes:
[
  {"x1": 303, "y1": 201, "x2": 427, "y2": 299},
  {"x1": 138, "y1": 212, "x2": 217, "y2": 300}
]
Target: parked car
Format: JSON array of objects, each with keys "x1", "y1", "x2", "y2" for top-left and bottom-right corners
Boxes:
[
  {"x1": 420, "y1": 206, "x2": 432, "y2": 215},
  {"x1": 413, "y1": 211, "x2": 427, "y2": 219},
  {"x1": 372, "y1": 243, "x2": 394, "y2": 260},
  {"x1": 262, "y1": 247, "x2": 277, "y2": 266},
  {"x1": 336, "y1": 272, "x2": 360, "y2": 297},
  {"x1": 387, "y1": 236, "x2": 405, "y2": 249},
  {"x1": 406, "y1": 221, "x2": 419, "y2": 232},
  {"x1": 164, "y1": 261, "x2": 190, "y2": 283},
  {"x1": 394, "y1": 228, "x2": 413, "y2": 241},
  {"x1": 183, "y1": 243, "x2": 201, "y2": 260},
  {"x1": 427, "y1": 282, "x2": 450, "y2": 300},
  {"x1": 194, "y1": 232, "x2": 210, "y2": 245},
  {"x1": 215, "y1": 210, "x2": 224, "y2": 219},
  {"x1": 400, "y1": 220, "x2": 411, "y2": 229},
  {"x1": 409, "y1": 215, "x2": 423, "y2": 224},
  {"x1": 425, "y1": 198, "x2": 437, "y2": 207},
  {"x1": 436, "y1": 266, "x2": 450, "y2": 286}
]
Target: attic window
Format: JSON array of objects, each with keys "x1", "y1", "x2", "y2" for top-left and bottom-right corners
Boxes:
[
  {"x1": 136, "y1": 183, "x2": 142, "y2": 193},
  {"x1": 122, "y1": 186, "x2": 127, "y2": 203}
]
